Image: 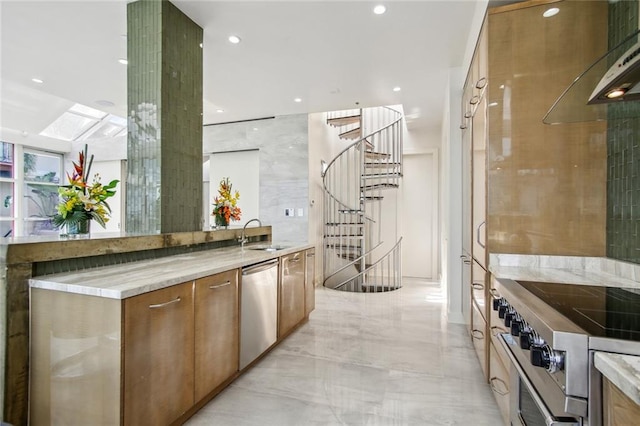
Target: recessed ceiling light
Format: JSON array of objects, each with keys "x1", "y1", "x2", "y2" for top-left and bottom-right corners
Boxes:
[
  {"x1": 543, "y1": 7, "x2": 559, "y2": 18},
  {"x1": 373, "y1": 5, "x2": 386, "y2": 15},
  {"x1": 393, "y1": 86, "x2": 401, "y2": 92},
  {"x1": 216, "y1": 109, "x2": 225, "y2": 113},
  {"x1": 31, "y1": 78, "x2": 43, "y2": 84},
  {"x1": 118, "y1": 58, "x2": 128, "y2": 65},
  {"x1": 96, "y1": 100, "x2": 115, "y2": 107},
  {"x1": 294, "y1": 98, "x2": 302, "y2": 103},
  {"x1": 228, "y1": 35, "x2": 241, "y2": 44}
]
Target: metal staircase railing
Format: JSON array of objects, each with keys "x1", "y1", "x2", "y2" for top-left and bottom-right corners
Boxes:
[{"x1": 322, "y1": 106, "x2": 403, "y2": 292}]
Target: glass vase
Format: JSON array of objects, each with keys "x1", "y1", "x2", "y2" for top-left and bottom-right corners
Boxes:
[
  {"x1": 66, "y1": 219, "x2": 91, "y2": 239},
  {"x1": 214, "y1": 215, "x2": 229, "y2": 229}
]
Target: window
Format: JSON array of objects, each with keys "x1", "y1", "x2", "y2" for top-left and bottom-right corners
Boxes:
[
  {"x1": 0, "y1": 142, "x2": 14, "y2": 237},
  {"x1": 39, "y1": 103, "x2": 126, "y2": 142},
  {"x1": 23, "y1": 150, "x2": 62, "y2": 236}
]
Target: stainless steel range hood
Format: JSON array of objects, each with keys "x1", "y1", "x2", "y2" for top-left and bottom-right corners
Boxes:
[{"x1": 544, "y1": 29, "x2": 640, "y2": 124}]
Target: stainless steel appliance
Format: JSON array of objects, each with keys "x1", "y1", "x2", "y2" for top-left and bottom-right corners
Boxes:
[
  {"x1": 240, "y1": 259, "x2": 279, "y2": 369},
  {"x1": 492, "y1": 278, "x2": 640, "y2": 425}
]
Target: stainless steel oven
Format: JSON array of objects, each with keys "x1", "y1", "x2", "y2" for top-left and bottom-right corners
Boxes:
[{"x1": 491, "y1": 277, "x2": 640, "y2": 426}]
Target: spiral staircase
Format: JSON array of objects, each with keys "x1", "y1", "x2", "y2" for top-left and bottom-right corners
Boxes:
[{"x1": 322, "y1": 106, "x2": 403, "y2": 292}]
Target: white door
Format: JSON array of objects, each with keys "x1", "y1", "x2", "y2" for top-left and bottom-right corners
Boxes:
[{"x1": 401, "y1": 153, "x2": 438, "y2": 279}]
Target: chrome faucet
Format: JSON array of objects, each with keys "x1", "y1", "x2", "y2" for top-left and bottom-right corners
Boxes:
[{"x1": 240, "y1": 218, "x2": 262, "y2": 248}]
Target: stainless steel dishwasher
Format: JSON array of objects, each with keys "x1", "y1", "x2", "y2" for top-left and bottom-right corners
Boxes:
[{"x1": 240, "y1": 259, "x2": 279, "y2": 369}]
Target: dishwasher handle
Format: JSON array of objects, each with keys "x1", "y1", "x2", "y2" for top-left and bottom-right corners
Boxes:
[{"x1": 242, "y1": 259, "x2": 279, "y2": 275}]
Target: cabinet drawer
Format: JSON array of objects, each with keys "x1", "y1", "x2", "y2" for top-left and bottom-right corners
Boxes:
[
  {"x1": 471, "y1": 300, "x2": 488, "y2": 380},
  {"x1": 489, "y1": 342, "x2": 510, "y2": 425},
  {"x1": 471, "y1": 260, "x2": 488, "y2": 321}
]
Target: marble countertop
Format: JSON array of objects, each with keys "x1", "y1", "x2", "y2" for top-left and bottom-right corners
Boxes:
[
  {"x1": 29, "y1": 242, "x2": 313, "y2": 299},
  {"x1": 595, "y1": 352, "x2": 640, "y2": 405},
  {"x1": 489, "y1": 254, "x2": 640, "y2": 289}
]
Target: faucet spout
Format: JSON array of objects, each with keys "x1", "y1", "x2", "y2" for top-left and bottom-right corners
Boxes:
[{"x1": 240, "y1": 218, "x2": 262, "y2": 248}]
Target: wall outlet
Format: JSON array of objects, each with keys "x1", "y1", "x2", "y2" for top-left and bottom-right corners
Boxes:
[{"x1": 285, "y1": 208, "x2": 294, "y2": 217}]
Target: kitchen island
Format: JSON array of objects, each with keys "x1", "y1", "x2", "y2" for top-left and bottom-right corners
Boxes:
[
  {"x1": 0, "y1": 226, "x2": 296, "y2": 425},
  {"x1": 28, "y1": 240, "x2": 315, "y2": 425}
]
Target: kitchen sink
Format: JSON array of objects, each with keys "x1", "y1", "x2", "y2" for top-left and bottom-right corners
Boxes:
[{"x1": 248, "y1": 245, "x2": 287, "y2": 252}]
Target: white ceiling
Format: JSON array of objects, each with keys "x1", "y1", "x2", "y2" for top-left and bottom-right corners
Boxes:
[{"x1": 0, "y1": 0, "x2": 484, "y2": 142}]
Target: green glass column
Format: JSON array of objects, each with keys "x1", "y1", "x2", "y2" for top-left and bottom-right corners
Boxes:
[{"x1": 127, "y1": 0, "x2": 203, "y2": 233}]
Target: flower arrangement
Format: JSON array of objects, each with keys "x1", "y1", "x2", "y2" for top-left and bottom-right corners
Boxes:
[
  {"x1": 212, "y1": 177, "x2": 241, "y2": 227},
  {"x1": 52, "y1": 145, "x2": 119, "y2": 232}
]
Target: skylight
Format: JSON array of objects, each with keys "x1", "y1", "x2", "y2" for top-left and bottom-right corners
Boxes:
[{"x1": 40, "y1": 103, "x2": 126, "y2": 142}]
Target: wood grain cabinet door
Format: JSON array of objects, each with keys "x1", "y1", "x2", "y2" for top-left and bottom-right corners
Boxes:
[
  {"x1": 194, "y1": 269, "x2": 239, "y2": 402},
  {"x1": 279, "y1": 251, "x2": 306, "y2": 337},
  {"x1": 123, "y1": 281, "x2": 195, "y2": 426}
]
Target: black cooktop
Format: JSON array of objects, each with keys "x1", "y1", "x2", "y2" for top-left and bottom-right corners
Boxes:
[{"x1": 517, "y1": 281, "x2": 640, "y2": 341}]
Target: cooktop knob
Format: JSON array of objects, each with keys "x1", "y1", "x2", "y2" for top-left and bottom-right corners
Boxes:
[
  {"x1": 530, "y1": 345, "x2": 548, "y2": 369},
  {"x1": 498, "y1": 304, "x2": 509, "y2": 319},
  {"x1": 520, "y1": 330, "x2": 532, "y2": 349},
  {"x1": 505, "y1": 311, "x2": 515, "y2": 327},
  {"x1": 511, "y1": 319, "x2": 522, "y2": 337},
  {"x1": 492, "y1": 298, "x2": 502, "y2": 311},
  {"x1": 530, "y1": 345, "x2": 564, "y2": 373}
]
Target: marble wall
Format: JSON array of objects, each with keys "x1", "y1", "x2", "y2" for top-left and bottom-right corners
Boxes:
[{"x1": 203, "y1": 114, "x2": 309, "y2": 243}]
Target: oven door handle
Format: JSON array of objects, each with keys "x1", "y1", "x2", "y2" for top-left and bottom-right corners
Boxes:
[{"x1": 497, "y1": 334, "x2": 581, "y2": 426}]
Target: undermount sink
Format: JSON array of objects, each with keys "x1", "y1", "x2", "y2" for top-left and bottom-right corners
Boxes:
[{"x1": 247, "y1": 245, "x2": 287, "y2": 252}]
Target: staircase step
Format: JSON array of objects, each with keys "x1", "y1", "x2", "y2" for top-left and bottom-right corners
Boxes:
[
  {"x1": 363, "y1": 172, "x2": 401, "y2": 178},
  {"x1": 326, "y1": 222, "x2": 365, "y2": 226},
  {"x1": 355, "y1": 263, "x2": 373, "y2": 273},
  {"x1": 339, "y1": 127, "x2": 362, "y2": 140},
  {"x1": 327, "y1": 243, "x2": 362, "y2": 250},
  {"x1": 337, "y1": 209, "x2": 364, "y2": 214},
  {"x1": 362, "y1": 183, "x2": 399, "y2": 191},
  {"x1": 364, "y1": 139, "x2": 375, "y2": 150},
  {"x1": 363, "y1": 196, "x2": 384, "y2": 201},
  {"x1": 361, "y1": 283, "x2": 399, "y2": 292},
  {"x1": 338, "y1": 253, "x2": 369, "y2": 262},
  {"x1": 365, "y1": 162, "x2": 401, "y2": 169},
  {"x1": 327, "y1": 115, "x2": 361, "y2": 127},
  {"x1": 325, "y1": 234, "x2": 364, "y2": 238},
  {"x1": 365, "y1": 151, "x2": 391, "y2": 159}
]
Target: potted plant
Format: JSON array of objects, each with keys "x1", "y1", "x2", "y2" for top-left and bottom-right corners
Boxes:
[
  {"x1": 52, "y1": 145, "x2": 119, "y2": 237},
  {"x1": 212, "y1": 177, "x2": 241, "y2": 228}
]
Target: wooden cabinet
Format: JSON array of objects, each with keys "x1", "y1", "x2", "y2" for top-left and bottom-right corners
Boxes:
[
  {"x1": 123, "y1": 281, "x2": 195, "y2": 425},
  {"x1": 305, "y1": 248, "x2": 316, "y2": 317},
  {"x1": 194, "y1": 269, "x2": 239, "y2": 401},
  {"x1": 279, "y1": 251, "x2": 306, "y2": 337},
  {"x1": 603, "y1": 377, "x2": 640, "y2": 426},
  {"x1": 489, "y1": 342, "x2": 510, "y2": 424},
  {"x1": 471, "y1": 299, "x2": 488, "y2": 379}
]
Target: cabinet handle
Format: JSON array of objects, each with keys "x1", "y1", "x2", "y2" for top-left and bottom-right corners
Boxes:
[
  {"x1": 307, "y1": 253, "x2": 315, "y2": 258},
  {"x1": 476, "y1": 221, "x2": 486, "y2": 249},
  {"x1": 463, "y1": 259, "x2": 471, "y2": 265},
  {"x1": 490, "y1": 377, "x2": 509, "y2": 396},
  {"x1": 210, "y1": 281, "x2": 231, "y2": 290},
  {"x1": 290, "y1": 256, "x2": 302, "y2": 263},
  {"x1": 464, "y1": 110, "x2": 472, "y2": 118},
  {"x1": 472, "y1": 282, "x2": 484, "y2": 291},
  {"x1": 475, "y1": 77, "x2": 487, "y2": 90},
  {"x1": 460, "y1": 123, "x2": 468, "y2": 130},
  {"x1": 491, "y1": 325, "x2": 507, "y2": 336},
  {"x1": 472, "y1": 329, "x2": 484, "y2": 340},
  {"x1": 489, "y1": 288, "x2": 500, "y2": 299},
  {"x1": 149, "y1": 297, "x2": 181, "y2": 309},
  {"x1": 470, "y1": 95, "x2": 480, "y2": 105}
]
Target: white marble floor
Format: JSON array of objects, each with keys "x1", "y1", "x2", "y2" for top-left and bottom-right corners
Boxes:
[{"x1": 186, "y1": 278, "x2": 503, "y2": 425}]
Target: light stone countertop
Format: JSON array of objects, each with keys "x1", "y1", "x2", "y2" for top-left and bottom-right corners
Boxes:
[
  {"x1": 489, "y1": 254, "x2": 640, "y2": 289},
  {"x1": 595, "y1": 352, "x2": 640, "y2": 406},
  {"x1": 29, "y1": 242, "x2": 313, "y2": 299}
]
